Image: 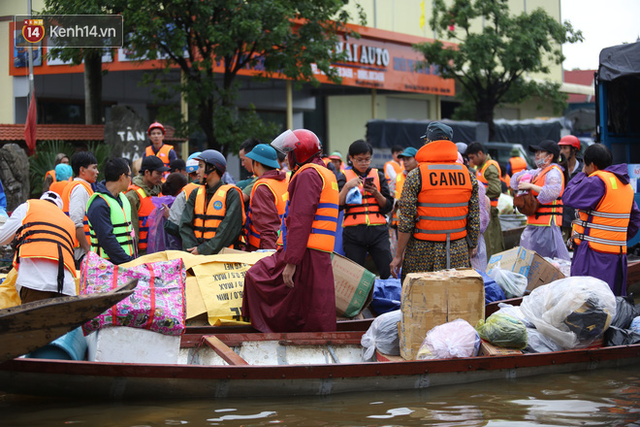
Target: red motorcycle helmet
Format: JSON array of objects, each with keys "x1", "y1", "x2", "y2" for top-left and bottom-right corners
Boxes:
[
  {"x1": 271, "y1": 129, "x2": 322, "y2": 168},
  {"x1": 147, "y1": 121, "x2": 166, "y2": 136},
  {"x1": 558, "y1": 135, "x2": 580, "y2": 150}
]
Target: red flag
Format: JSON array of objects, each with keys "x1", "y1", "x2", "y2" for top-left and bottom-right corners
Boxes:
[{"x1": 24, "y1": 92, "x2": 37, "y2": 155}]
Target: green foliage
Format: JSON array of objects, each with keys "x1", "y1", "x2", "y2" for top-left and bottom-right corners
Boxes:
[
  {"x1": 414, "y1": 0, "x2": 583, "y2": 136},
  {"x1": 115, "y1": 0, "x2": 363, "y2": 154},
  {"x1": 28, "y1": 140, "x2": 74, "y2": 196}
]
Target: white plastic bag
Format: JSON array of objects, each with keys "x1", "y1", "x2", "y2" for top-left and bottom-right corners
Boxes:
[
  {"x1": 416, "y1": 319, "x2": 480, "y2": 360},
  {"x1": 361, "y1": 310, "x2": 401, "y2": 361},
  {"x1": 346, "y1": 186, "x2": 362, "y2": 205},
  {"x1": 519, "y1": 276, "x2": 617, "y2": 349},
  {"x1": 487, "y1": 263, "x2": 528, "y2": 298}
]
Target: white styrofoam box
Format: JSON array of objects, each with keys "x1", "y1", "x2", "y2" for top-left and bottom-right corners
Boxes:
[{"x1": 86, "y1": 326, "x2": 181, "y2": 364}]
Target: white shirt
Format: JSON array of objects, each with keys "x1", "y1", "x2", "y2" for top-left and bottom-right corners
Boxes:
[
  {"x1": 0, "y1": 202, "x2": 76, "y2": 296},
  {"x1": 69, "y1": 178, "x2": 92, "y2": 260}
]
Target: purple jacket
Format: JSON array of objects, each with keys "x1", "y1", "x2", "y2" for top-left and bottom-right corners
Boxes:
[{"x1": 562, "y1": 164, "x2": 640, "y2": 295}]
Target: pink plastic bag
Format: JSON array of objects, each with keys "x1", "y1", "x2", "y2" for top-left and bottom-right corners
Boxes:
[{"x1": 79, "y1": 252, "x2": 186, "y2": 336}]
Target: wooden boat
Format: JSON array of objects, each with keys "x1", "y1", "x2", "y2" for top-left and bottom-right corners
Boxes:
[
  {"x1": 1, "y1": 323, "x2": 639, "y2": 399},
  {"x1": 0, "y1": 280, "x2": 137, "y2": 363}
]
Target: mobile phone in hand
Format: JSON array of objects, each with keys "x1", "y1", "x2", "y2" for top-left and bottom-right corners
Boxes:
[{"x1": 363, "y1": 177, "x2": 374, "y2": 186}]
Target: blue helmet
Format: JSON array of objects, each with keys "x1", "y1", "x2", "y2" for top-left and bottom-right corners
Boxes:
[{"x1": 186, "y1": 151, "x2": 201, "y2": 174}]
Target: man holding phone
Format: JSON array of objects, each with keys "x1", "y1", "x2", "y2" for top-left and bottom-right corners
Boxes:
[{"x1": 338, "y1": 139, "x2": 394, "y2": 279}]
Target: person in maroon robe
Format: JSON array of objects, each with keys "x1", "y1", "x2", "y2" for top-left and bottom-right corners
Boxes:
[{"x1": 242, "y1": 129, "x2": 338, "y2": 333}]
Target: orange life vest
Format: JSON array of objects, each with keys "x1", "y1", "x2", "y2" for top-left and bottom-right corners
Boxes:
[
  {"x1": 509, "y1": 157, "x2": 527, "y2": 175},
  {"x1": 343, "y1": 169, "x2": 387, "y2": 226},
  {"x1": 392, "y1": 171, "x2": 408, "y2": 226},
  {"x1": 182, "y1": 182, "x2": 201, "y2": 200},
  {"x1": 278, "y1": 163, "x2": 339, "y2": 253},
  {"x1": 193, "y1": 184, "x2": 246, "y2": 243},
  {"x1": 572, "y1": 170, "x2": 633, "y2": 254},
  {"x1": 476, "y1": 160, "x2": 501, "y2": 207},
  {"x1": 501, "y1": 173, "x2": 511, "y2": 189},
  {"x1": 14, "y1": 200, "x2": 78, "y2": 292},
  {"x1": 414, "y1": 161, "x2": 472, "y2": 243},
  {"x1": 49, "y1": 180, "x2": 71, "y2": 197},
  {"x1": 145, "y1": 144, "x2": 174, "y2": 168},
  {"x1": 527, "y1": 164, "x2": 565, "y2": 227},
  {"x1": 44, "y1": 169, "x2": 56, "y2": 183},
  {"x1": 61, "y1": 180, "x2": 94, "y2": 248},
  {"x1": 245, "y1": 176, "x2": 289, "y2": 248},
  {"x1": 384, "y1": 160, "x2": 403, "y2": 186},
  {"x1": 127, "y1": 185, "x2": 156, "y2": 252}
]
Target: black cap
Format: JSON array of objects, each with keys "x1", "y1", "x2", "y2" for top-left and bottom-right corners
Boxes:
[
  {"x1": 529, "y1": 140, "x2": 560, "y2": 159},
  {"x1": 141, "y1": 155, "x2": 170, "y2": 173},
  {"x1": 170, "y1": 158, "x2": 186, "y2": 171},
  {"x1": 421, "y1": 122, "x2": 453, "y2": 141}
]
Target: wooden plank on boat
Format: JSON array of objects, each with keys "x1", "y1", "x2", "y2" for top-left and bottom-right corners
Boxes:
[
  {"x1": 0, "y1": 279, "x2": 137, "y2": 363},
  {"x1": 203, "y1": 336, "x2": 249, "y2": 366}
]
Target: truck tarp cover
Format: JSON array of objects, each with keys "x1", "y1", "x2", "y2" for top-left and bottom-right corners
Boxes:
[
  {"x1": 598, "y1": 42, "x2": 640, "y2": 81},
  {"x1": 366, "y1": 119, "x2": 486, "y2": 148},
  {"x1": 366, "y1": 119, "x2": 564, "y2": 149}
]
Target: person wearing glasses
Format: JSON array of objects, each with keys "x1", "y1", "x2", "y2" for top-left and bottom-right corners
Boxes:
[
  {"x1": 86, "y1": 158, "x2": 136, "y2": 265},
  {"x1": 338, "y1": 139, "x2": 394, "y2": 279}
]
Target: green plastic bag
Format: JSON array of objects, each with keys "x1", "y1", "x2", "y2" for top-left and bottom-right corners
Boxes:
[{"x1": 476, "y1": 312, "x2": 528, "y2": 349}]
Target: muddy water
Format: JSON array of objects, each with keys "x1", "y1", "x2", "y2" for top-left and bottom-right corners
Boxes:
[{"x1": 2, "y1": 366, "x2": 640, "y2": 426}]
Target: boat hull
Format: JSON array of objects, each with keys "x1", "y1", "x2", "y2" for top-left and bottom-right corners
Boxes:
[{"x1": 1, "y1": 342, "x2": 639, "y2": 399}]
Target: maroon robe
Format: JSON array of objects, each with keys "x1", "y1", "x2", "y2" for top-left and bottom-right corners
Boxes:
[{"x1": 242, "y1": 158, "x2": 337, "y2": 333}]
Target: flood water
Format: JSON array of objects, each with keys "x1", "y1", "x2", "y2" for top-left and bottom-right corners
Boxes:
[{"x1": 3, "y1": 365, "x2": 640, "y2": 426}]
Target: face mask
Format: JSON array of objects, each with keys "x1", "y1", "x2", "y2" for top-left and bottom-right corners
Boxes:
[{"x1": 535, "y1": 157, "x2": 548, "y2": 168}]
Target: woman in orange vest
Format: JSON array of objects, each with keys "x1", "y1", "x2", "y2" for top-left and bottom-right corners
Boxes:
[
  {"x1": 243, "y1": 129, "x2": 339, "y2": 333},
  {"x1": 42, "y1": 152, "x2": 70, "y2": 193},
  {"x1": 563, "y1": 144, "x2": 640, "y2": 295},
  {"x1": 511, "y1": 140, "x2": 570, "y2": 260},
  {"x1": 339, "y1": 140, "x2": 394, "y2": 279},
  {"x1": 244, "y1": 144, "x2": 288, "y2": 251},
  {"x1": 48, "y1": 163, "x2": 73, "y2": 197}
]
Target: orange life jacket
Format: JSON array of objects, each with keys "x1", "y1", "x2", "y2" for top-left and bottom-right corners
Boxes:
[
  {"x1": 14, "y1": 200, "x2": 78, "y2": 292},
  {"x1": 384, "y1": 160, "x2": 403, "y2": 186},
  {"x1": 527, "y1": 164, "x2": 565, "y2": 227},
  {"x1": 476, "y1": 160, "x2": 501, "y2": 207},
  {"x1": 392, "y1": 171, "x2": 408, "y2": 226},
  {"x1": 145, "y1": 144, "x2": 174, "y2": 168},
  {"x1": 278, "y1": 163, "x2": 339, "y2": 253},
  {"x1": 127, "y1": 185, "x2": 156, "y2": 252},
  {"x1": 182, "y1": 182, "x2": 201, "y2": 200},
  {"x1": 501, "y1": 173, "x2": 511, "y2": 189},
  {"x1": 49, "y1": 180, "x2": 71, "y2": 197},
  {"x1": 343, "y1": 169, "x2": 387, "y2": 226},
  {"x1": 44, "y1": 169, "x2": 56, "y2": 183},
  {"x1": 61, "y1": 180, "x2": 94, "y2": 248},
  {"x1": 193, "y1": 184, "x2": 246, "y2": 244},
  {"x1": 414, "y1": 160, "x2": 472, "y2": 243},
  {"x1": 245, "y1": 176, "x2": 289, "y2": 248},
  {"x1": 509, "y1": 157, "x2": 527, "y2": 175},
  {"x1": 572, "y1": 170, "x2": 633, "y2": 254}
]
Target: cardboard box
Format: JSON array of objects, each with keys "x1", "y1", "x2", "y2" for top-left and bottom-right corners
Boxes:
[
  {"x1": 477, "y1": 339, "x2": 523, "y2": 356},
  {"x1": 487, "y1": 246, "x2": 565, "y2": 291},
  {"x1": 399, "y1": 269, "x2": 485, "y2": 360},
  {"x1": 331, "y1": 253, "x2": 375, "y2": 318}
]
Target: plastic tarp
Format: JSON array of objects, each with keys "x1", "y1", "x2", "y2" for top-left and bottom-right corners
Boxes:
[
  {"x1": 366, "y1": 118, "x2": 569, "y2": 150},
  {"x1": 366, "y1": 119, "x2": 488, "y2": 147},
  {"x1": 598, "y1": 42, "x2": 640, "y2": 81}
]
